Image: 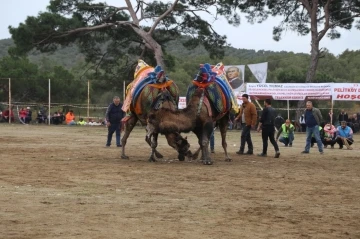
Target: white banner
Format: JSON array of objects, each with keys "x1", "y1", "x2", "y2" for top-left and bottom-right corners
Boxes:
[
  {"x1": 224, "y1": 65, "x2": 245, "y2": 92},
  {"x1": 332, "y1": 83, "x2": 360, "y2": 101},
  {"x1": 246, "y1": 83, "x2": 332, "y2": 100},
  {"x1": 178, "y1": 96, "x2": 186, "y2": 109},
  {"x1": 247, "y1": 62, "x2": 268, "y2": 83}
]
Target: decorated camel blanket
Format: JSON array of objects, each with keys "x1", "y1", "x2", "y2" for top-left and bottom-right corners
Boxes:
[
  {"x1": 186, "y1": 62, "x2": 239, "y2": 116},
  {"x1": 122, "y1": 60, "x2": 178, "y2": 117}
]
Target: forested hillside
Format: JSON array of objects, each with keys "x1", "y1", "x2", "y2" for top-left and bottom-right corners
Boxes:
[{"x1": 1, "y1": 37, "x2": 360, "y2": 109}]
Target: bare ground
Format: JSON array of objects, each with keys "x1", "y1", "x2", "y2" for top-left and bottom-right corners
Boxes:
[{"x1": 0, "y1": 124, "x2": 359, "y2": 239}]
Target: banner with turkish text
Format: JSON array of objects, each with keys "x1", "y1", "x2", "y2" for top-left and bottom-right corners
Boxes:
[
  {"x1": 332, "y1": 83, "x2": 360, "y2": 101},
  {"x1": 246, "y1": 83, "x2": 332, "y2": 100},
  {"x1": 178, "y1": 96, "x2": 186, "y2": 109}
]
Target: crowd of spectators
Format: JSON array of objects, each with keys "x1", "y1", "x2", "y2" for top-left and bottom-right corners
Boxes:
[{"x1": 0, "y1": 106, "x2": 105, "y2": 126}]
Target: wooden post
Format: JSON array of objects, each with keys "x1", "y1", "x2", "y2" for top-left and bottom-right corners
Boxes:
[
  {"x1": 87, "y1": 80, "x2": 90, "y2": 118},
  {"x1": 8, "y1": 78, "x2": 11, "y2": 124},
  {"x1": 123, "y1": 80, "x2": 126, "y2": 102},
  {"x1": 48, "y1": 79, "x2": 51, "y2": 125}
]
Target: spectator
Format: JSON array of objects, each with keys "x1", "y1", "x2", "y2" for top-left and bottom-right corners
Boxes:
[
  {"x1": 336, "y1": 121, "x2": 354, "y2": 150},
  {"x1": 36, "y1": 110, "x2": 47, "y2": 124},
  {"x1": 25, "y1": 107, "x2": 32, "y2": 124},
  {"x1": 2, "y1": 108, "x2": 15, "y2": 122},
  {"x1": 77, "y1": 118, "x2": 86, "y2": 125},
  {"x1": 105, "y1": 96, "x2": 125, "y2": 147},
  {"x1": 323, "y1": 122, "x2": 337, "y2": 149},
  {"x1": 276, "y1": 119, "x2": 295, "y2": 147},
  {"x1": 19, "y1": 108, "x2": 27, "y2": 123},
  {"x1": 299, "y1": 114, "x2": 306, "y2": 132},
  {"x1": 338, "y1": 109, "x2": 348, "y2": 123},
  {"x1": 65, "y1": 110, "x2": 76, "y2": 125},
  {"x1": 51, "y1": 112, "x2": 61, "y2": 125}
]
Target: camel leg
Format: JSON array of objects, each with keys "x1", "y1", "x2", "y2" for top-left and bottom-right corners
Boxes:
[
  {"x1": 121, "y1": 116, "x2": 138, "y2": 159},
  {"x1": 199, "y1": 123, "x2": 213, "y2": 165},
  {"x1": 145, "y1": 132, "x2": 163, "y2": 159},
  {"x1": 219, "y1": 115, "x2": 231, "y2": 162},
  {"x1": 191, "y1": 147, "x2": 201, "y2": 161},
  {"x1": 146, "y1": 133, "x2": 159, "y2": 162}
]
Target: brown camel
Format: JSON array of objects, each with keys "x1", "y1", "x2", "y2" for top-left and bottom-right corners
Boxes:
[
  {"x1": 147, "y1": 87, "x2": 232, "y2": 165},
  {"x1": 121, "y1": 66, "x2": 192, "y2": 162}
]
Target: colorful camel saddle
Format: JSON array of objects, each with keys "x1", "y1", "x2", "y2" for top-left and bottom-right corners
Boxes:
[
  {"x1": 186, "y1": 62, "x2": 239, "y2": 116},
  {"x1": 122, "y1": 60, "x2": 178, "y2": 116}
]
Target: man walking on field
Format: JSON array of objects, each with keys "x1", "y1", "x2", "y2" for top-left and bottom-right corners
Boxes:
[
  {"x1": 301, "y1": 101, "x2": 324, "y2": 154},
  {"x1": 257, "y1": 99, "x2": 280, "y2": 158}
]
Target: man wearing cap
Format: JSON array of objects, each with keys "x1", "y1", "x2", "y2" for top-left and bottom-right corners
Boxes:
[
  {"x1": 336, "y1": 121, "x2": 354, "y2": 149},
  {"x1": 234, "y1": 94, "x2": 257, "y2": 155},
  {"x1": 301, "y1": 101, "x2": 324, "y2": 154}
]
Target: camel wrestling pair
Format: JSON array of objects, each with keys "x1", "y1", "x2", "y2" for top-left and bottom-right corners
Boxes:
[{"x1": 121, "y1": 60, "x2": 238, "y2": 165}]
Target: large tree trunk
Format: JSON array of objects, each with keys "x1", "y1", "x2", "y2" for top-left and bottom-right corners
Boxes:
[{"x1": 296, "y1": 33, "x2": 321, "y2": 123}]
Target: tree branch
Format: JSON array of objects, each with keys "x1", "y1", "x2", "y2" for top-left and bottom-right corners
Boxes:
[
  {"x1": 297, "y1": 0, "x2": 311, "y2": 12},
  {"x1": 148, "y1": 0, "x2": 180, "y2": 35},
  {"x1": 125, "y1": 0, "x2": 140, "y2": 26},
  {"x1": 284, "y1": 1, "x2": 300, "y2": 22},
  {"x1": 317, "y1": 0, "x2": 331, "y2": 41}
]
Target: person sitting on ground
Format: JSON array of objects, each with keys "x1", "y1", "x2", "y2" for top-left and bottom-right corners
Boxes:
[
  {"x1": 65, "y1": 110, "x2": 76, "y2": 125},
  {"x1": 276, "y1": 119, "x2": 295, "y2": 147},
  {"x1": 336, "y1": 121, "x2": 354, "y2": 150},
  {"x1": 36, "y1": 110, "x2": 47, "y2": 124},
  {"x1": 77, "y1": 118, "x2": 86, "y2": 125},
  {"x1": 19, "y1": 108, "x2": 27, "y2": 123},
  {"x1": 2, "y1": 108, "x2": 15, "y2": 122},
  {"x1": 311, "y1": 123, "x2": 325, "y2": 147},
  {"x1": 323, "y1": 122, "x2": 337, "y2": 149},
  {"x1": 25, "y1": 107, "x2": 32, "y2": 124},
  {"x1": 51, "y1": 112, "x2": 61, "y2": 125}
]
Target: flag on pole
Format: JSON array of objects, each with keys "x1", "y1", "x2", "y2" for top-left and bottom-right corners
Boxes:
[{"x1": 247, "y1": 62, "x2": 268, "y2": 83}]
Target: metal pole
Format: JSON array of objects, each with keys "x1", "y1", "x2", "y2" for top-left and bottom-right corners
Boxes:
[
  {"x1": 48, "y1": 79, "x2": 51, "y2": 125},
  {"x1": 287, "y1": 100, "x2": 290, "y2": 120},
  {"x1": 8, "y1": 78, "x2": 11, "y2": 124},
  {"x1": 87, "y1": 80, "x2": 90, "y2": 118}
]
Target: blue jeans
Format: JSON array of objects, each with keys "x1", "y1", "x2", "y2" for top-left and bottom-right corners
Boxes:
[
  {"x1": 210, "y1": 130, "x2": 215, "y2": 150},
  {"x1": 279, "y1": 132, "x2": 294, "y2": 146},
  {"x1": 305, "y1": 126, "x2": 323, "y2": 152},
  {"x1": 107, "y1": 123, "x2": 121, "y2": 146}
]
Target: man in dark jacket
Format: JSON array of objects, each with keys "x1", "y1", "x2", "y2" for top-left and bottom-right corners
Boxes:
[
  {"x1": 257, "y1": 99, "x2": 280, "y2": 158},
  {"x1": 105, "y1": 96, "x2": 125, "y2": 147}
]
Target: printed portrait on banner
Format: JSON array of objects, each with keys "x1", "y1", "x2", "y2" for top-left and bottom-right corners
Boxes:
[{"x1": 224, "y1": 65, "x2": 245, "y2": 92}]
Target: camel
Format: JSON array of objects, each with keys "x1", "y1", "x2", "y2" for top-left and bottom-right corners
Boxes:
[
  {"x1": 121, "y1": 61, "x2": 192, "y2": 162},
  {"x1": 146, "y1": 63, "x2": 239, "y2": 165}
]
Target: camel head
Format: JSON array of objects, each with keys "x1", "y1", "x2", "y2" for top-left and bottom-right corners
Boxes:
[{"x1": 173, "y1": 133, "x2": 192, "y2": 161}]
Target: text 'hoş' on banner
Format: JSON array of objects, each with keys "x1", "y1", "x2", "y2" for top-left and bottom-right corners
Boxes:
[
  {"x1": 246, "y1": 83, "x2": 332, "y2": 101},
  {"x1": 332, "y1": 83, "x2": 360, "y2": 101}
]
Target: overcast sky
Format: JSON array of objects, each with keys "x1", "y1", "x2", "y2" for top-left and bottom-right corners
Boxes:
[{"x1": 1, "y1": 0, "x2": 359, "y2": 56}]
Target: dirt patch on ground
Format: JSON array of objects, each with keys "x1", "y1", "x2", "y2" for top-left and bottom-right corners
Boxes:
[{"x1": 1, "y1": 124, "x2": 359, "y2": 239}]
